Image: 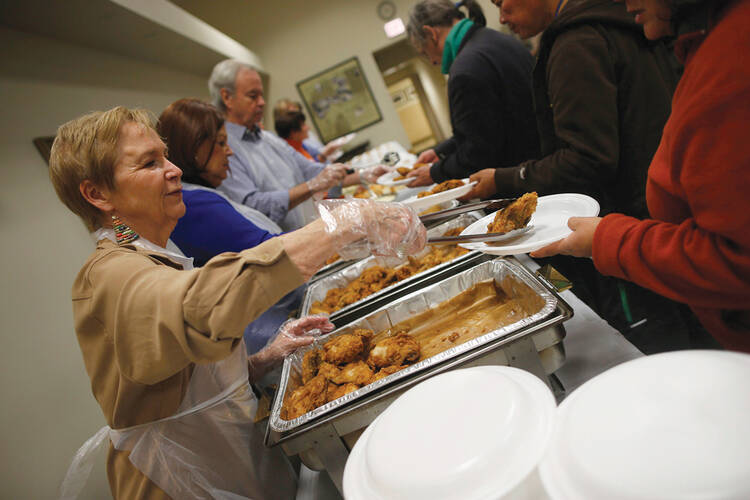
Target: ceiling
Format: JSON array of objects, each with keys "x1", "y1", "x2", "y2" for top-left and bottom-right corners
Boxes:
[{"x1": 0, "y1": 0, "x2": 227, "y2": 76}]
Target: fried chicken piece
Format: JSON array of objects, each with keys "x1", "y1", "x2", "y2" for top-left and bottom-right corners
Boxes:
[
  {"x1": 432, "y1": 179, "x2": 465, "y2": 193},
  {"x1": 326, "y1": 360, "x2": 374, "y2": 385},
  {"x1": 487, "y1": 192, "x2": 538, "y2": 234},
  {"x1": 285, "y1": 374, "x2": 329, "y2": 419},
  {"x1": 301, "y1": 349, "x2": 321, "y2": 384},
  {"x1": 396, "y1": 166, "x2": 411, "y2": 176},
  {"x1": 351, "y1": 328, "x2": 374, "y2": 351},
  {"x1": 323, "y1": 332, "x2": 367, "y2": 364},
  {"x1": 370, "y1": 365, "x2": 407, "y2": 383},
  {"x1": 417, "y1": 179, "x2": 465, "y2": 198},
  {"x1": 317, "y1": 361, "x2": 342, "y2": 380},
  {"x1": 353, "y1": 185, "x2": 371, "y2": 198},
  {"x1": 395, "y1": 266, "x2": 414, "y2": 280},
  {"x1": 367, "y1": 333, "x2": 421, "y2": 368},
  {"x1": 326, "y1": 382, "x2": 361, "y2": 403}
]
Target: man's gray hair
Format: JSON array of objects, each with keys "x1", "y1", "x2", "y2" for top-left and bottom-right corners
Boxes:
[
  {"x1": 407, "y1": 0, "x2": 485, "y2": 47},
  {"x1": 208, "y1": 59, "x2": 257, "y2": 112}
]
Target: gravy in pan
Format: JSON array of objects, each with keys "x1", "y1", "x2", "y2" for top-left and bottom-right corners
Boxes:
[{"x1": 378, "y1": 278, "x2": 545, "y2": 360}]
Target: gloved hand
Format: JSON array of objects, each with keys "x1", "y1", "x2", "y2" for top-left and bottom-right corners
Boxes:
[
  {"x1": 316, "y1": 199, "x2": 427, "y2": 260},
  {"x1": 358, "y1": 164, "x2": 392, "y2": 184},
  {"x1": 306, "y1": 164, "x2": 348, "y2": 192},
  {"x1": 248, "y1": 315, "x2": 334, "y2": 380}
]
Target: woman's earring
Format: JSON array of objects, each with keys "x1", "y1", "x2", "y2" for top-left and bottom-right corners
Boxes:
[{"x1": 111, "y1": 214, "x2": 139, "y2": 245}]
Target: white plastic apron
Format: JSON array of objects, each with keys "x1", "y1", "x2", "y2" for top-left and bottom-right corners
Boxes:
[{"x1": 59, "y1": 233, "x2": 297, "y2": 499}]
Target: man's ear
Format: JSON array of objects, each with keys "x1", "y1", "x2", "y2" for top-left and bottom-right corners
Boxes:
[
  {"x1": 422, "y1": 25, "x2": 437, "y2": 43},
  {"x1": 80, "y1": 179, "x2": 115, "y2": 214},
  {"x1": 220, "y1": 88, "x2": 233, "y2": 110}
]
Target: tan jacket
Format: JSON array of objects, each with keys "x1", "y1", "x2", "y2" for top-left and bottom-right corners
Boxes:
[{"x1": 72, "y1": 237, "x2": 304, "y2": 499}]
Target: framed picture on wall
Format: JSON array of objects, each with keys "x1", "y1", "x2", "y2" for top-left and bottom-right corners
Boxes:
[{"x1": 296, "y1": 57, "x2": 382, "y2": 144}]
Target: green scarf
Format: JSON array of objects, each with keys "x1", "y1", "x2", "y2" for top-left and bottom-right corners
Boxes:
[{"x1": 441, "y1": 18, "x2": 474, "y2": 74}]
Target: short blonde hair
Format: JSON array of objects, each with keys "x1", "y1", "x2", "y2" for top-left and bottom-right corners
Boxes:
[{"x1": 49, "y1": 106, "x2": 155, "y2": 231}]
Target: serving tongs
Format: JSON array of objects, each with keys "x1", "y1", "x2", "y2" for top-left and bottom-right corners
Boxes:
[
  {"x1": 419, "y1": 198, "x2": 518, "y2": 222},
  {"x1": 428, "y1": 225, "x2": 533, "y2": 244}
]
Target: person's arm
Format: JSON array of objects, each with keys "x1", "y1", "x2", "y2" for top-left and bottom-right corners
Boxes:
[
  {"x1": 285, "y1": 144, "x2": 349, "y2": 197},
  {"x1": 430, "y1": 73, "x2": 508, "y2": 183},
  {"x1": 493, "y1": 28, "x2": 619, "y2": 197},
  {"x1": 92, "y1": 201, "x2": 426, "y2": 385},
  {"x1": 433, "y1": 137, "x2": 457, "y2": 159},
  {"x1": 220, "y1": 153, "x2": 291, "y2": 223},
  {"x1": 533, "y1": 81, "x2": 750, "y2": 310},
  {"x1": 88, "y1": 237, "x2": 306, "y2": 385},
  {"x1": 591, "y1": 96, "x2": 750, "y2": 310},
  {"x1": 171, "y1": 190, "x2": 276, "y2": 266}
]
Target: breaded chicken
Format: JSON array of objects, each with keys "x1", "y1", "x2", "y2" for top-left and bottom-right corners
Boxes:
[
  {"x1": 487, "y1": 192, "x2": 538, "y2": 234},
  {"x1": 367, "y1": 333, "x2": 421, "y2": 368},
  {"x1": 417, "y1": 179, "x2": 465, "y2": 198},
  {"x1": 370, "y1": 365, "x2": 406, "y2": 383},
  {"x1": 301, "y1": 349, "x2": 321, "y2": 384},
  {"x1": 317, "y1": 361, "x2": 342, "y2": 380},
  {"x1": 323, "y1": 333, "x2": 366, "y2": 364},
  {"x1": 317, "y1": 360, "x2": 373, "y2": 385},
  {"x1": 285, "y1": 374, "x2": 329, "y2": 419},
  {"x1": 326, "y1": 382, "x2": 361, "y2": 403}
]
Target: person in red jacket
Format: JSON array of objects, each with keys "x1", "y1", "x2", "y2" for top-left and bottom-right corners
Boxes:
[{"x1": 533, "y1": 0, "x2": 750, "y2": 352}]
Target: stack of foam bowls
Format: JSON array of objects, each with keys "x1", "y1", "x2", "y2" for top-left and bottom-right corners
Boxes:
[
  {"x1": 343, "y1": 366, "x2": 556, "y2": 500},
  {"x1": 539, "y1": 350, "x2": 750, "y2": 499}
]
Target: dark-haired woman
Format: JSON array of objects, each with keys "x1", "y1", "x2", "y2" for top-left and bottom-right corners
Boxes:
[
  {"x1": 405, "y1": 0, "x2": 540, "y2": 186},
  {"x1": 275, "y1": 110, "x2": 315, "y2": 160},
  {"x1": 158, "y1": 98, "x2": 300, "y2": 353}
]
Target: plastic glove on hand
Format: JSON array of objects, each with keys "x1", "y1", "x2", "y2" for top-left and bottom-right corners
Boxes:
[
  {"x1": 359, "y1": 164, "x2": 392, "y2": 184},
  {"x1": 263, "y1": 315, "x2": 334, "y2": 361},
  {"x1": 317, "y1": 199, "x2": 427, "y2": 260},
  {"x1": 307, "y1": 164, "x2": 348, "y2": 192}
]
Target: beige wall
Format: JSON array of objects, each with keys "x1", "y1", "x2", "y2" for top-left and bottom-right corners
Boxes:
[{"x1": 0, "y1": 27, "x2": 209, "y2": 499}]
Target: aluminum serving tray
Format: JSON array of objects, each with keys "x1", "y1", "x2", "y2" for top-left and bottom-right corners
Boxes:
[
  {"x1": 309, "y1": 256, "x2": 359, "y2": 283},
  {"x1": 271, "y1": 258, "x2": 558, "y2": 433},
  {"x1": 301, "y1": 213, "x2": 481, "y2": 319}
]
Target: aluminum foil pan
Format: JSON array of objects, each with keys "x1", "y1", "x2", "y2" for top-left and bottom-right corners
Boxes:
[
  {"x1": 270, "y1": 258, "x2": 558, "y2": 432},
  {"x1": 309, "y1": 256, "x2": 359, "y2": 283},
  {"x1": 301, "y1": 213, "x2": 482, "y2": 318}
]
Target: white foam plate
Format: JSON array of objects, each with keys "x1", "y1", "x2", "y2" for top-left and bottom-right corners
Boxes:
[
  {"x1": 458, "y1": 193, "x2": 600, "y2": 256},
  {"x1": 401, "y1": 179, "x2": 476, "y2": 212},
  {"x1": 376, "y1": 170, "x2": 416, "y2": 186},
  {"x1": 344, "y1": 366, "x2": 556, "y2": 500}
]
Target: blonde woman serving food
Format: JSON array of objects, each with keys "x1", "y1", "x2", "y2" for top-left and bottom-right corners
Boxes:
[{"x1": 52, "y1": 106, "x2": 425, "y2": 499}]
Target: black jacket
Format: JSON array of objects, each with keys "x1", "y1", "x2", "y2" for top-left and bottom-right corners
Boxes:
[
  {"x1": 493, "y1": 0, "x2": 680, "y2": 218},
  {"x1": 430, "y1": 25, "x2": 540, "y2": 183}
]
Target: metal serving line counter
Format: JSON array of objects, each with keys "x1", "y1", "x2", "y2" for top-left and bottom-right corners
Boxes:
[{"x1": 285, "y1": 253, "x2": 644, "y2": 499}]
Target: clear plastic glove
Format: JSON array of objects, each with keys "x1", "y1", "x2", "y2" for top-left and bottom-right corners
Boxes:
[
  {"x1": 248, "y1": 315, "x2": 334, "y2": 380},
  {"x1": 316, "y1": 198, "x2": 427, "y2": 260},
  {"x1": 307, "y1": 164, "x2": 348, "y2": 192},
  {"x1": 358, "y1": 164, "x2": 392, "y2": 184},
  {"x1": 321, "y1": 142, "x2": 341, "y2": 159}
]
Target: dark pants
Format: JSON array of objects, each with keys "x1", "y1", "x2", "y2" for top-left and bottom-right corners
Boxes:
[{"x1": 540, "y1": 256, "x2": 722, "y2": 354}]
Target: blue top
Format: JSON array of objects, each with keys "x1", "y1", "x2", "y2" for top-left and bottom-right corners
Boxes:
[
  {"x1": 218, "y1": 122, "x2": 325, "y2": 231},
  {"x1": 171, "y1": 188, "x2": 277, "y2": 267}
]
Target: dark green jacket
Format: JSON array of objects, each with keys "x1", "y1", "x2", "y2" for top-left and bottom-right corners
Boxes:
[{"x1": 493, "y1": 0, "x2": 680, "y2": 218}]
